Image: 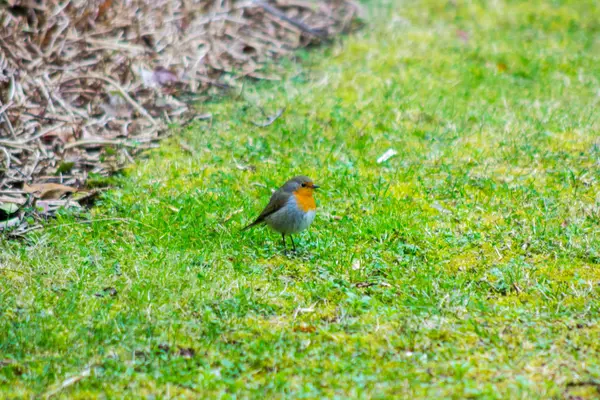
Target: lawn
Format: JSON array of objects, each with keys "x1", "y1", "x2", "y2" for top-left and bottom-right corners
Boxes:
[{"x1": 2, "y1": 0, "x2": 600, "y2": 398}]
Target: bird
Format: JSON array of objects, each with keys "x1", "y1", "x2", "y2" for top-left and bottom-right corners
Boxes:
[{"x1": 242, "y1": 175, "x2": 320, "y2": 251}]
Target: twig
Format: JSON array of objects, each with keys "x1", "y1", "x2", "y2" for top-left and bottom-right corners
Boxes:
[
  {"x1": 251, "y1": 107, "x2": 286, "y2": 127},
  {"x1": 0, "y1": 102, "x2": 13, "y2": 116},
  {"x1": 61, "y1": 75, "x2": 159, "y2": 127},
  {"x1": 8, "y1": 224, "x2": 42, "y2": 236},
  {"x1": 0, "y1": 190, "x2": 27, "y2": 195},
  {"x1": 63, "y1": 139, "x2": 138, "y2": 150},
  {"x1": 178, "y1": 141, "x2": 196, "y2": 154},
  {"x1": 0, "y1": 146, "x2": 11, "y2": 171},
  {"x1": 22, "y1": 112, "x2": 72, "y2": 123},
  {"x1": 256, "y1": 1, "x2": 328, "y2": 38},
  {"x1": 512, "y1": 282, "x2": 522, "y2": 294},
  {"x1": 44, "y1": 366, "x2": 92, "y2": 398},
  {"x1": 35, "y1": 78, "x2": 57, "y2": 114},
  {"x1": 0, "y1": 101, "x2": 16, "y2": 138},
  {"x1": 26, "y1": 151, "x2": 41, "y2": 179},
  {"x1": 0, "y1": 123, "x2": 65, "y2": 147}
]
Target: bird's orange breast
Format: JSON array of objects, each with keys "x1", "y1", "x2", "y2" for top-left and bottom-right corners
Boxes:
[{"x1": 293, "y1": 187, "x2": 316, "y2": 212}]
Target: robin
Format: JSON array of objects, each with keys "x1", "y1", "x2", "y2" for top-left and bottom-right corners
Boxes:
[{"x1": 242, "y1": 175, "x2": 320, "y2": 251}]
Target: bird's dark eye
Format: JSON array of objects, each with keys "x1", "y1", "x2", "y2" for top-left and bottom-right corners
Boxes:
[{"x1": 301, "y1": 183, "x2": 307, "y2": 187}]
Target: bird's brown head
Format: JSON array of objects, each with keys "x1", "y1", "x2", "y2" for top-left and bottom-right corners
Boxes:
[{"x1": 283, "y1": 175, "x2": 319, "y2": 192}]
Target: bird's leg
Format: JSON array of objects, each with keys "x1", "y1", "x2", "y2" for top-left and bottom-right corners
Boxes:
[
  {"x1": 290, "y1": 235, "x2": 296, "y2": 252},
  {"x1": 282, "y1": 233, "x2": 286, "y2": 251}
]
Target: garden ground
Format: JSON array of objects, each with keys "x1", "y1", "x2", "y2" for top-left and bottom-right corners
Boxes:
[{"x1": 1, "y1": 0, "x2": 600, "y2": 398}]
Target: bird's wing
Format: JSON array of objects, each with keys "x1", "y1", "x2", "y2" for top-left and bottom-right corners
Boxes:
[{"x1": 241, "y1": 190, "x2": 289, "y2": 230}]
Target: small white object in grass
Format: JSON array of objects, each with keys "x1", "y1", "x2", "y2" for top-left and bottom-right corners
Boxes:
[
  {"x1": 431, "y1": 202, "x2": 451, "y2": 214},
  {"x1": 293, "y1": 305, "x2": 316, "y2": 319},
  {"x1": 377, "y1": 148, "x2": 397, "y2": 164},
  {"x1": 352, "y1": 259, "x2": 361, "y2": 270}
]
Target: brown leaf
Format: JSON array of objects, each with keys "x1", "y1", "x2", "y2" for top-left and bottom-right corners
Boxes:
[{"x1": 23, "y1": 183, "x2": 76, "y2": 200}]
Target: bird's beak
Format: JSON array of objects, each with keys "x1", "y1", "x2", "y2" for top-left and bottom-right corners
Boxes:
[{"x1": 312, "y1": 184, "x2": 320, "y2": 189}]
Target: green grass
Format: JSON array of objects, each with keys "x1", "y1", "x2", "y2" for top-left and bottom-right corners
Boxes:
[{"x1": 2, "y1": 0, "x2": 600, "y2": 398}]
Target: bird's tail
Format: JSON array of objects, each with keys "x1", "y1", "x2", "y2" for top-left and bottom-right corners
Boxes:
[{"x1": 241, "y1": 219, "x2": 262, "y2": 232}]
